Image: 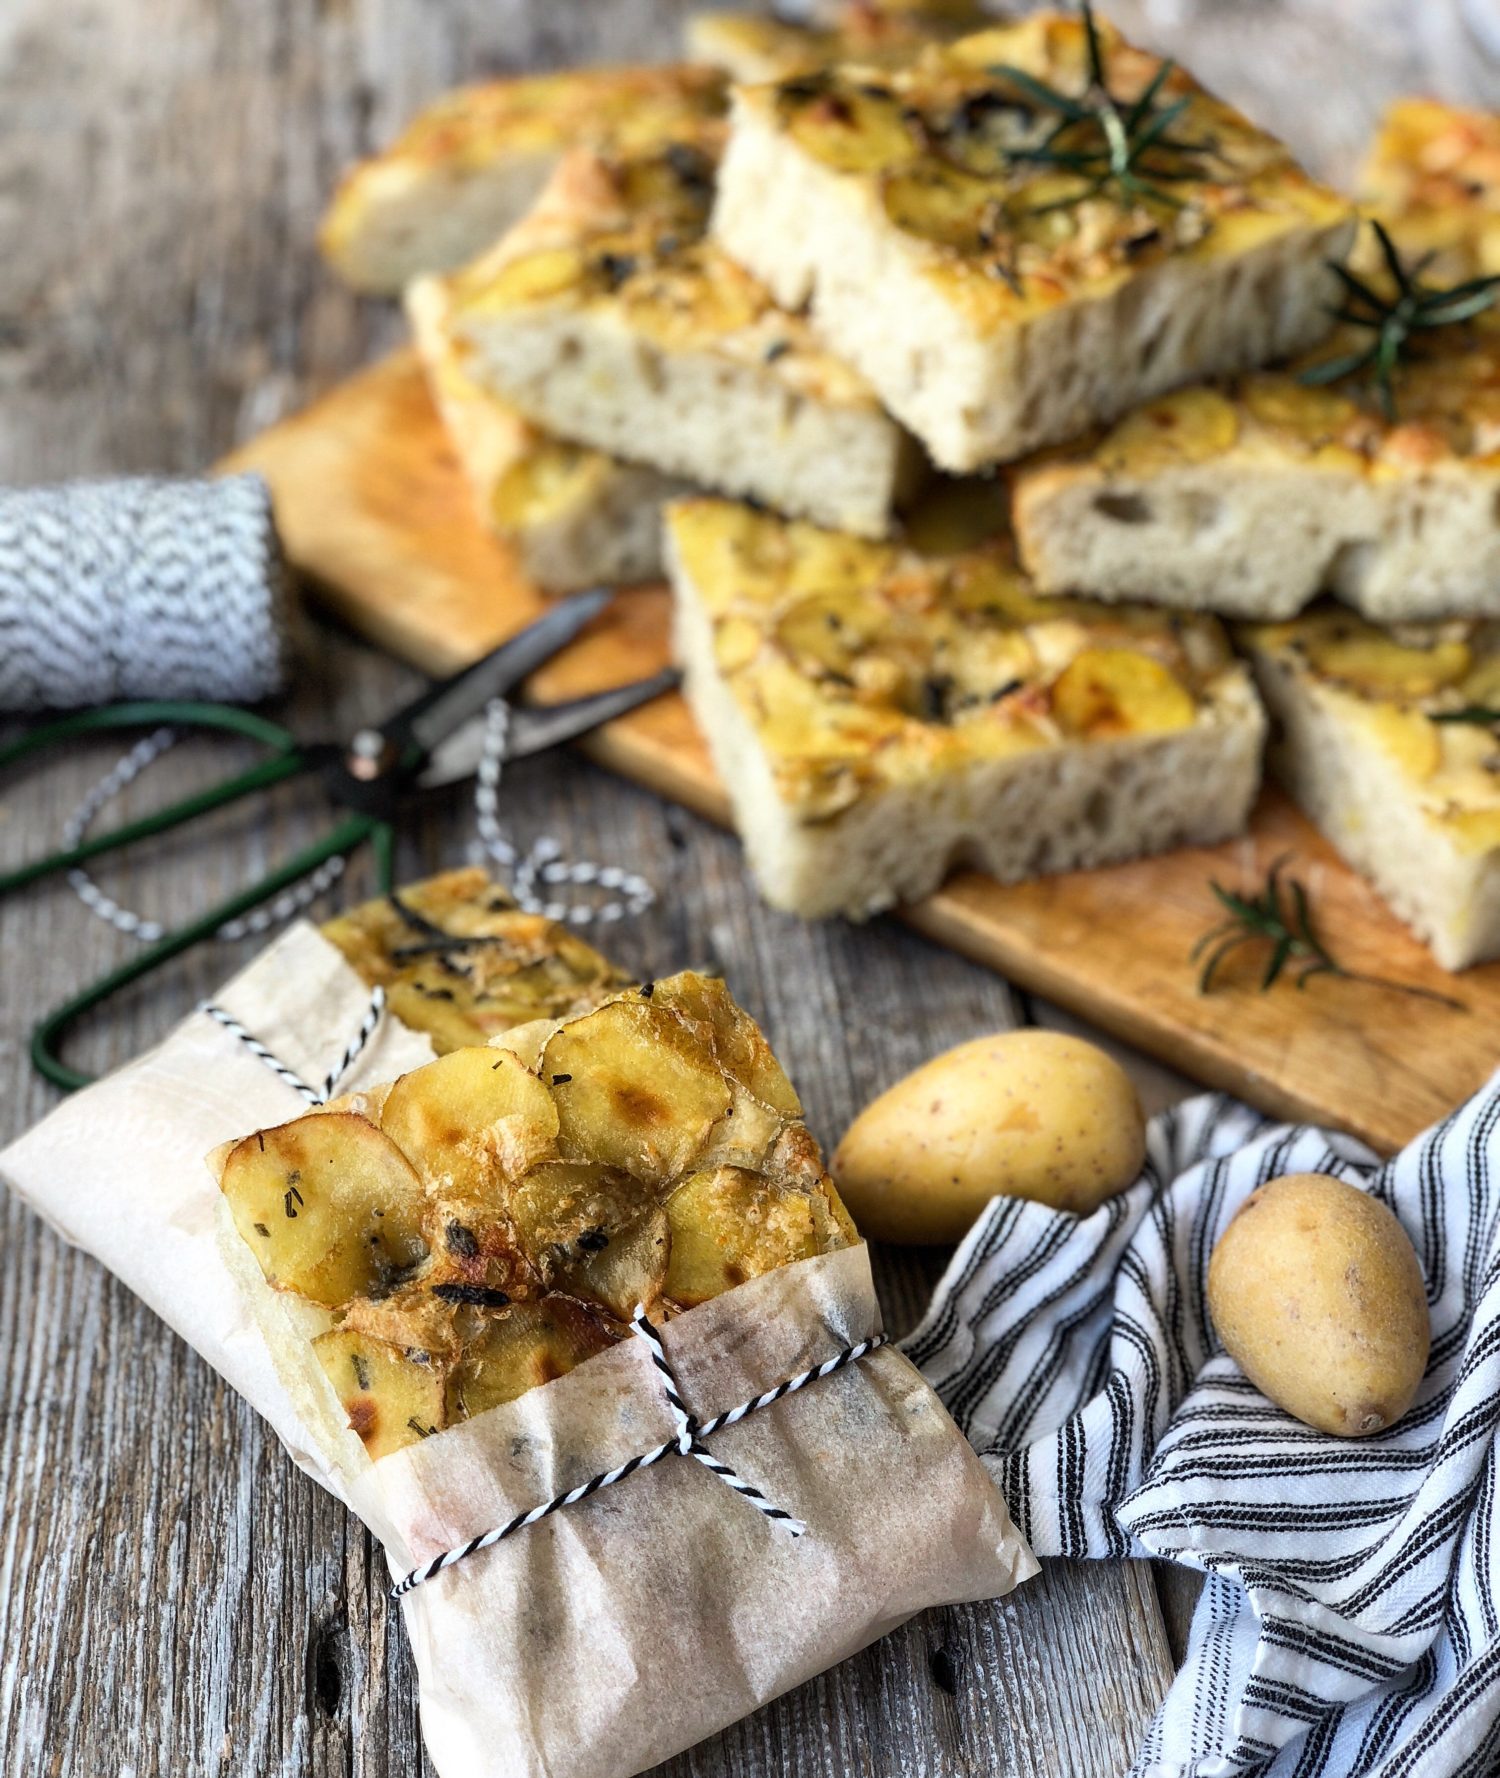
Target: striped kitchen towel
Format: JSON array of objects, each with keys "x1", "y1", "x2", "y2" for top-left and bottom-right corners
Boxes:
[{"x1": 904, "y1": 1080, "x2": 1500, "y2": 1778}]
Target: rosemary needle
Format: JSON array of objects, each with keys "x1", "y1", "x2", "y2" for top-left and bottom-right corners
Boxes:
[
  {"x1": 1299, "y1": 219, "x2": 1500, "y2": 421},
  {"x1": 1191, "y1": 855, "x2": 1465, "y2": 1011},
  {"x1": 992, "y1": 2, "x2": 1215, "y2": 214}
]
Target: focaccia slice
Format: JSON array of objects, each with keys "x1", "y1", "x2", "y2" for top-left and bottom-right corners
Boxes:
[
  {"x1": 710, "y1": 10, "x2": 1353, "y2": 471},
  {"x1": 445, "y1": 131, "x2": 925, "y2": 539},
  {"x1": 1010, "y1": 89, "x2": 1500, "y2": 627},
  {"x1": 686, "y1": 0, "x2": 992, "y2": 84},
  {"x1": 321, "y1": 869, "x2": 628, "y2": 1054},
  {"x1": 666, "y1": 494, "x2": 1265, "y2": 920},
  {"x1": 1241, "y1": 609, "x2": 1500, "y2": 971},
  {"x1": 406, "y1": 276, "x2": 685, "y2": 590},
  {"x1": 1009, "y1": 315, "x2": 1500, "y2": 625},
  {"x1": 1360, "y1": 98, "x2": 1500, "y2": 279},
  {"x1": 320, "y1": 63, "x2": 725, "y2": 295},
  {"x1": 213, "y1": 972, "x2": 859, "y2": 1460}
]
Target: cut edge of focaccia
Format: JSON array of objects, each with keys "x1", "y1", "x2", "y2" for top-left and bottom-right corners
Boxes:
[
  {"x1": 320, "y1": 868, "x2": 629, "y2": 1054},
  {"x1": 448, "y1": 139, "x2": 927, "y2": 540},
  {"x1": 211, "y1": 972, "x2": 860, "y2": 1469},
  {"x1": 320, "y1": 62, "x2": 726, "y2": 296},
  {"x1": 1241, "y1": 609, "x2": 1500, "y2": 973},
  {"x1": 664, "y1": 494, "x2": 1266, "y2": 921},
  {"x1": 406, "y1": 277, "x2": 683, "y2": 591},
  {"x1": 1008, "y1": 377, "x2": 1500, "y2": 627},
  {"x1": 710, "y1": 12, "x2": 1354, "y2": 472}
]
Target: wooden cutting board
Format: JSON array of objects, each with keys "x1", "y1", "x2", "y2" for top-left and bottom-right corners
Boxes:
[{"x1": 224, "y1": 350, "x2": 1500, "y2": 1154}]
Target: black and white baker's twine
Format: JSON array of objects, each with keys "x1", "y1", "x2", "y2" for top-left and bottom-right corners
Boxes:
[
  {"x1": 473, "y1": 699, "x2": 654, "y2": 927},
  {"x1": 0, "y1": 476, "x2": 288, "y2": 713},
  {"x1": 199, "y1": 984, "x2": 385, "y2": 1106},
  {"x1": 58, "y1": 694, "x2": 652, "y2": 949},
  {"x1": 391, "y1": 1309, "x2": 887, "y2": 1600},
  {"x1": 62, "y1": 727, "x2": 348, "y2": 944}
]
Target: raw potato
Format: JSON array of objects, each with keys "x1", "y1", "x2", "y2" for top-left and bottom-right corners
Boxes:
[
  {"x1": 1208, "y1": 1172, "x2": 1430, "y2": 1438},
  {"x1": 832, "y1": 1031, "x2": 1147, "y2": 1243}
]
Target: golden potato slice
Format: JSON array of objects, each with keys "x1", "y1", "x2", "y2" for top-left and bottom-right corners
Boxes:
[
  {"x1": 510, "y1": 1160, "x2": 645, "y2": 1252},
  {"x1": 447, "y1": 1300, "x2": 619, "y2": 1419},
  {"x1": 542, "y1": 995, "x2": 733, "y2": 1181},
  {"x1": 663, "y1": 1166, "x2": 822, "y2": 1307},
  {"x1": 559, "y1": 1210, "x2": 672, "y2": 1321},
  {"x1": 650, "y1": 972, "x2": 802, "y2": 1116},
  {"x1": 313, "y1": 1326, "x2": 448, "y2": 1460},
  {"x1": 1051, "y1": 649, "x2": 1197, "y2": 739},
  {"x1": 219, "y1": 1113, "x2": 429, "y2": 1308},
  {"x1": 1305, "y1": 627, "x2": 1472, "y2": 701},
  {"x1": 510, "y1": 1160, "x2": 671, "y2": 1316},
  {"x1": 783, "y1": 79, "x2": 919, "y2": 173},
  {"x1": 381, "y1": 1046, "x2": 560, "y2": 1196}
]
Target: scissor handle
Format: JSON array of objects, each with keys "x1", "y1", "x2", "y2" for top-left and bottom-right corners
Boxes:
[
  {"x1": 32, "y1": 811, "x2": 394, "y2": 1093},
  {"x1": 0, "y1": 702, "x2": 308, "y2": 899}
]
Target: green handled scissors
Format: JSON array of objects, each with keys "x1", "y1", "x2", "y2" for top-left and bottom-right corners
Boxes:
[{"x1": 0, "y1": 587, "x2": 676, "y2": 1092}]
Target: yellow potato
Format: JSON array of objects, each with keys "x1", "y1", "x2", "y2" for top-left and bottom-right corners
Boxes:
[
  {"x1": 831, "y1": 1030, "x2": 1147, "y2": 1243},
  {"x1": 1207, "y1": 1172, "x2": 1430, "y2": 1437}
]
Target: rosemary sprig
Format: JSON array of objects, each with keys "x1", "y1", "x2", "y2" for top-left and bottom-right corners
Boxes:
[
  {"x1": 1190, "y1": 855, "x2": 1464, "y2": 1009},
  {"x1": 1432, "y1": 706, "x2": 1500, "y2": 727},
  {"x1": 991, "y1": 2, "x2": 1215, "y2": 214},
  {"x1": 1299, "y1": 220, "x2": 1500, "y2": 421}
]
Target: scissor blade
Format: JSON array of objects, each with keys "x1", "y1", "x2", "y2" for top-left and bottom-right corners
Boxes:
[
  {"x1": 382, "y1": 587, "x2": 615, "y2": 763},
  {"x1": 418, "y1": 667, "x2": 680, "y2": 788}
]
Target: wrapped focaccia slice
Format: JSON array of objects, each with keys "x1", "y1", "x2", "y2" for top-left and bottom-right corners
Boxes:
[
  {"x1": 666, "y1": 492, "x2": 1265, "y2": 919},
  {"x1": 1241, "y1": 607, "x2": 1500, "y2": 971},
  {"x1": 320, "y1": 867, "x2": 628, "y2": 1052},
  {"x1": 321, "y1": 63, "x2": 726, "y2": 295},
  {"x1": 686, "y1": 0, "x2": 992, "y2": 84},
  {"x1": 212, "y1": 971, "x2": 863, "y2": 1460},
  {"x1": 405, "y1": 277, "x2": 686, "y2": 591},
  {"x1": 0, "y1": 924, "x2": 1033, "y2": 1778},
  {"x1": 711, "y1": 8, "x2": 1353, "y2": 471},
  {"x1": 444, "y1": 128, "x2": 925, "y2": 539}
]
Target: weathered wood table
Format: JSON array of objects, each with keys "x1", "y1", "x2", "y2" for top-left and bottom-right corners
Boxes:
[{"x1": 1, "y1": 4, "x2": 1495, "y2": 1773}]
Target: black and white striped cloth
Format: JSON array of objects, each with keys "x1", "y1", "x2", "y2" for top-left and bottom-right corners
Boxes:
[{"x1": 905, "y1": 1079, "x2": 1500, "y2": 1777}]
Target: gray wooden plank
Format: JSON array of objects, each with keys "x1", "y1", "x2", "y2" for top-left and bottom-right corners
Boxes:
[{"x1": 6, "y1": 0, "x2": 1486, "y2": 1772}]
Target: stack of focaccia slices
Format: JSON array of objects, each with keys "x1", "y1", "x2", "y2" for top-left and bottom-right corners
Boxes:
[{"x1": 319, "y1": 6, "x2": 1500, "y2": 970}]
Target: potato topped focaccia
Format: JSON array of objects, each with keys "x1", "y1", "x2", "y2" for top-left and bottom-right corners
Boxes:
[
  {"x1": 1011, "y1": 112, "x2": 1500, "y2": 628},
  {"x1": 1240, "y1": 608, "x2": 1500, "y2": 971},
  {"x1": 320, "y1": 63, "x2": 726, "y2": 295},
  {"x1": 444, "y1": 127, "x2": 923, "y2": 539},
  {"x1": 710, "y1": 8, "x2": 1353, "y2": 471},
  {"x1": 1010, "y1": 288, "x2": 1500, "y2": 624},
  {"x1": 406, "y1": 277, "x2": 685, "y2": 592},
  {"x1": 321, "y1": 869, "x2": 627, "y2": 1054},
  {"x1": 1359, "y1": 97, "x2": 1500, "y2": 279},
  {"x1": 215, "y1": 972, "x2": 858, "y2": 1459},
  {"x1": 686, "y1": 0, "x2": 993, "y2": 85},
  {"x1": 665, "y1": 491, "x2": 1265, "y2": 921}
]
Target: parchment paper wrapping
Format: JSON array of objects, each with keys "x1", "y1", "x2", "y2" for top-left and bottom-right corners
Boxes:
[{"x1": 0, "y1": 922, "x2": 1037, "y2": 1778}]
